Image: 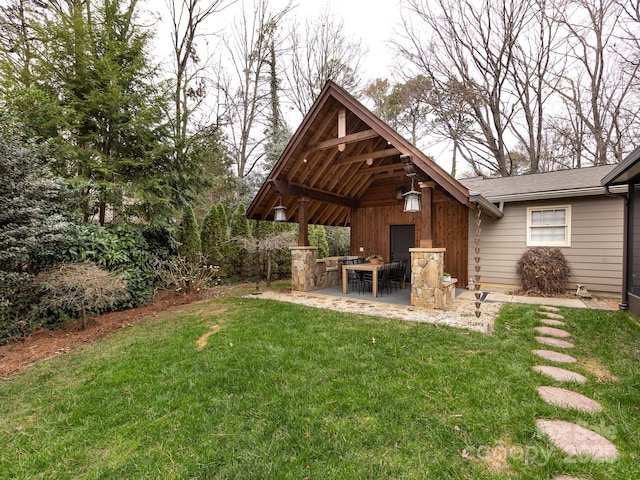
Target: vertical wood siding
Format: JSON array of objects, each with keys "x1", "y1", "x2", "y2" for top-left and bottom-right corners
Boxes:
[
  {"x1": 351, "y1": 187, "x2": 468, "y2": 283},
  {"x1": 467, "y1": 196, "x2": 624, "y2": 295}
]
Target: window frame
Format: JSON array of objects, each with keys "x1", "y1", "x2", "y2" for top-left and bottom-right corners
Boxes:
[{"x1": 526, "y1": 205, "x2": 572, "y2": 247}]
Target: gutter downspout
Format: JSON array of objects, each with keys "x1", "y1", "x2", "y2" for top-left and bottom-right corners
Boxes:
[{"x1": 604, "y1": 185, "x2": 628, "y2": 310}]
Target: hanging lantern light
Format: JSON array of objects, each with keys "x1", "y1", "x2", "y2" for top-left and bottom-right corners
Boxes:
[
  {"x1": 402, "y1": 174, "x2": 422, "y2": 212},
  {"x1": 273, "y1": 195, "x2": 287, "y2": 222}
]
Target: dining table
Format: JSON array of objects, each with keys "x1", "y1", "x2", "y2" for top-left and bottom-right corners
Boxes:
[{"x1": 341, "y1": 262, "x2": 390, "y2": 298}]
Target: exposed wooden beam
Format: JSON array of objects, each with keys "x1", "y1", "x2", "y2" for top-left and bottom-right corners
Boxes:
[
  {"x1": 306, "y1": 129, "x2": 379, "y2": 152},
  {"x1": 338, "y1": 108, "x2": 346, "y2": 152},
  {"x1": 355, "y1": 164, "x2": 405, "y2": 175},
  {"x1": 334, "y1": 147, "x2": 401, "y2": 165},
  {"x1": 269, "y1": 179, "x2": 359, "y2": 208}
]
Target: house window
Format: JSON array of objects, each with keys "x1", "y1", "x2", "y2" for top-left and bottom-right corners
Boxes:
[{"x1": 527, "y1": 206, "x2": 571, "y2": 247}]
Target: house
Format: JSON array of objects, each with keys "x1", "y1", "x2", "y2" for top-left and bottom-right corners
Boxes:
[
  {"x1": 246, "y1": 81, "x2": 501, "y2": 308},
  {"x1": 602, "y1": 146, "x2": 640, "y2": 314},
  {"x1": 247, "y1": 80, "x2": 623, "y2": 305},
  {"x1": 460, "y1": 166, "x2": 626, "y2": 297}
]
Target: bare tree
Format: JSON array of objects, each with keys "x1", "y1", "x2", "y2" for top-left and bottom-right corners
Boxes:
[
  {"x1": 235, "y1": 229, "x2": 295, "y2": 286},
  {"x1": 0, "y1": 0, "x2": 37, "y2": 87},
  {"x1": 284, "y1": 5, "x2": 364, "y2": 116},
  {"x1": 165, "y1": 0, "x2": 229, "y2": 166},
  {"x1": 550, "y1": 0, "x2": 640, "y2": 165},
  {"x1": 217, "y1": 0, "x2": 292, "y2": 183},
  {"x1": 398, "y1": 0, "x2": 556, "y2": 176}
]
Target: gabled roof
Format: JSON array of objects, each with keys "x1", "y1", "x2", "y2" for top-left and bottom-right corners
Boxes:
[
  {"x1": 459, "y1": 165, "x2": 625, "y2": 203},
  {"x1": 246, "y1": 81, "x2": 483, "y2": 226},
  {"x1": 602, "y1": 145, "x2": 640, "y2": 185}
]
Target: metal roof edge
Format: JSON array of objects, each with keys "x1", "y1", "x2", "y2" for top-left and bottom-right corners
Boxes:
[{"x1": 468, "y1": 192, "x2": 504, "y2": 219}]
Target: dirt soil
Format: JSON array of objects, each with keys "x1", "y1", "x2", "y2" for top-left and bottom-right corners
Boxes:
[{"x1": 0, "y1": 285, "x2": 245, "y2": 378}]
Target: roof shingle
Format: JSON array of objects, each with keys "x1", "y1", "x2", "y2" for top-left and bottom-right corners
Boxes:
[{"x1": 458, "y1": 165, "x2": 618, "y2": 202}]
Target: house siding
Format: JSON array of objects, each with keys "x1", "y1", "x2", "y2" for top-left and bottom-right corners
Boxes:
[
  {"x1": 351, "y1": 187, "x2": 468, "y2": 283},
  {"x1": 468, "y1": 195, "x2": 624, "y2": 295}
]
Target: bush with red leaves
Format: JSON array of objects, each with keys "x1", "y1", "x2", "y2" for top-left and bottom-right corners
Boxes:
[{"x1": 517, "y1": 247, "x2": 571, "y2": 294}]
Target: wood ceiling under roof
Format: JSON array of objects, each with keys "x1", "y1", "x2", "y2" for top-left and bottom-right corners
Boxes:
[{"x1": 246, "y1": 81, "x2": 470, "y2": 226}]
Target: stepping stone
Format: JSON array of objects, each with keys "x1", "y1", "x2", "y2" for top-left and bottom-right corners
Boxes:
[
  {"x1": 540, "y1": 305, "x2": 561, "y2": 312},
  {"x1": 537, "y1": 386, "x2": 602, "y2": 413},
  {"x1": 535, "y1": 336, "x2": 574, "y2": 349},
  {"x1": 533, "y1": 349, "x2": 577, "y2": 363},
  {"x1": 541, "y1": 311, "x2": 565, "y2": 320},
  {"x1": 540, "y1": 318, "x2": 566, "y2": 327},
  {"x1": 536, "y1": 419, "x2": 619, "y2": 460},
  {"x1": 554, "y1": 476, "x2": 589, "y2": 480},
  {"x1": 535, "y1": 326, "x2": 572, "y2": 339},
  {"x1": 533, "y1": 365, "x2": 586, "y2": 383}
]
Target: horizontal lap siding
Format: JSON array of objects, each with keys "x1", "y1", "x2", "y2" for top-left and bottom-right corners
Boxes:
[{"x1": 468, "y1": 196, "x2": 624, "y2": 295}]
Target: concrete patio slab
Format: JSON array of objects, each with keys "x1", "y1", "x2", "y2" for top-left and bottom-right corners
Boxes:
[
  {"x1": 537, "y1": 386, "x2": 603, "y2": 413},
  {"x1": 534, "y1": 326, "x2": 572, "y2": 338},
  {"x1": 533, "y1": 365, "x2": 586, "y2": 383},
  {"x1": 532, "y1": 350, "x2": 578, "y2": 363},
  {"x1": 536, "y1": 419, "x2": 618, "y2": 460},
  {"x1": 535, "y1": 336, "x2": 575, "y2": 349}
]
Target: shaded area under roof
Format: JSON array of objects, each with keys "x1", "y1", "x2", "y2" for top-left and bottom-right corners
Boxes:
[
  {"x1": 246, "y1": 81, "x2": 494, "y2": 226},
  {"x1": 602, "y1": 145, "x2": 640, "y2": 186}
]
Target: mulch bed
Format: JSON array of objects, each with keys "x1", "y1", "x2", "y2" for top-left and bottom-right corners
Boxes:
[{"x1": 0, "y1": 285, "x2": 244, "y2": 378}]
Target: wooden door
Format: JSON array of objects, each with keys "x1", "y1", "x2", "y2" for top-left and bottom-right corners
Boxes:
[{"x1": 390, "y1": 224, "x2": 415, "y2": 281}]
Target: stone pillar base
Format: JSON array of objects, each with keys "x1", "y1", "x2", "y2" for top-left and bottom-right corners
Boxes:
[
  {"x1": 290, "y1": 246, "x2": 318, "y2": 292},
  {"x1": 410, "y1": 248, "x2": 446, "y2": 309}
]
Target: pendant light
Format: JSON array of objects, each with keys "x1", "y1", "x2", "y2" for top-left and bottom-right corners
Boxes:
[
  {"x1": 402, "y1": 174, "x2": 422, "y2": 212},
  {"x1": 273, "y1": 195, "x2": 287, "y2": 222}
]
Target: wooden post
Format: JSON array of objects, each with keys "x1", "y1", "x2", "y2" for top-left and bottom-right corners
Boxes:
[
  {"x1": 419, "y1": 181, "x2": 435, "y2": 248},
  {"x1": 298, "y1": 196, "x2": 309, "y2": 246}
]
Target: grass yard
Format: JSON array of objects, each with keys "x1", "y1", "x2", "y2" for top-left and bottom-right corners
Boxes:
[{"x1": 1, "y1": 290, "x2": 639, "y2": 479}]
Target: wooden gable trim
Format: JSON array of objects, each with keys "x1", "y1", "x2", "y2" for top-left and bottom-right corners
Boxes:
[
  {"x1": 268, "y1": 179, "x2": 359, "y2": 209},
  {"x1": 324, "y1": 82, "x2": 470, "y2": 205}
]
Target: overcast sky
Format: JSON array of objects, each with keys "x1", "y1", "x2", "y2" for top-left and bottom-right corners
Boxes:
[{"x1": 277, "y1": 0, "x2": 404, "y2": 81}]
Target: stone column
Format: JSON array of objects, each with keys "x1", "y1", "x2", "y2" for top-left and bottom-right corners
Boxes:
[
  {"x1": 410, "y1": 248, "x2": 446, "y2": 309},
  {"x1": 290, "y1": 246, "x2": 318, "y2": 292}
]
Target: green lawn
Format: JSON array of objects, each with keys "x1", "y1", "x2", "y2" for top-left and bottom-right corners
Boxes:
[{"x1": 1, "y1": 289, "x2": 639, "y2": 479}]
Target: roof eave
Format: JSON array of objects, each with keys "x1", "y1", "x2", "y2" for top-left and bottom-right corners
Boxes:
[{"x1": 481, "y1": 185, "x2": 628, "y2": 203}]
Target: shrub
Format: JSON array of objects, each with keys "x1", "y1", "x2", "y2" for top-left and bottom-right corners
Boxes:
[
  {"x1": 0, "y1": 115, "x2": 74, "y2": 324},
  {"x1": 32, "y1": 263, "x2": 129, "y2": 329},
  {"x1": 200, "y1": 203, "x2": 229, "y2": 267},
  {"x1": 68, "y1": 223, "x2": 158, "y2": 308},
  {"x1": 160, "y1": 255, "x2": 220, "y2": 294},
  {"x1": 176, "y1": 205, "x2": 201, "y2": 264},
  {"x1": 517, "y1": 247, "x2": 571, "y2": 294}
]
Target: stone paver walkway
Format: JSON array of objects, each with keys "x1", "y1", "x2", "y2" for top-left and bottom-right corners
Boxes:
[
  {"x1": 533, "y1": 365, "x2": 586, "y2": 383},
  {"x1": 539, "y1": 318, "x2": 566, "y2": 327},
  {"x1": 536, "y1": 419, "x2": 618, "y2": 460},
  {"x1": 532, "y1": 349, "x2": 577, "y2": 363},
  {"x1": 531, "y1": 306, "x2": 619, "y2": 471},
  {"x1": 534, "y1": 326, "x2": 572, "y2": 338},
  {"x1": 535, "y1": 336, "x2": 574, "y2": 349},
  {"x1": 537, "y1": 386, "x2": 603, "y2": 413}
]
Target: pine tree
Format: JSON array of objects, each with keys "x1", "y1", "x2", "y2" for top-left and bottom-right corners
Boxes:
[
  {"x1": 229, "y1": 203, "x2": 252, "y2": 278},
  {"x1": 176, "y1": 205, "x2": 201, "y2": 264},
  {"x1": 200, "y1": 205, "x2": 217, "y2": 265}
]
